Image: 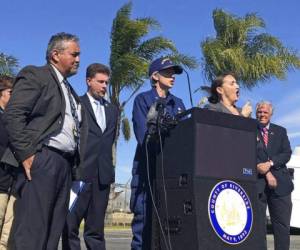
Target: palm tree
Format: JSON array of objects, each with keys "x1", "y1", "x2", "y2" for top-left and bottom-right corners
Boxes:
[
  {"x1": 109, "y1": 1, "x2": 197, "y2": 149},
  {"x1": 0, "y1": 53, "x2": 19, "y2": 77},
  {"x1": 201, "y1": 9, "x2": 300, "y2": 88}
]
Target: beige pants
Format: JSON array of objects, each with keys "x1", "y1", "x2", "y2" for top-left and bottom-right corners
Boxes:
[
  {"x1": 0, "y1": 194, "x2": 15, "y2": 250},
  {"x1": 0, "y1": 194, "x2": 9, "y2": 232}
]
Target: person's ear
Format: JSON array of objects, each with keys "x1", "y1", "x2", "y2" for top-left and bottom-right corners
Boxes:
[
  {"x1": 152, "y1": 72, "x2": 159, "y2": 82},
  {"x1": 51, "y1": 49, "x2": 60, "y2": 63},
  {"x1": 86, "y1": 78, "x2": 92, "y2": 87},
  {"x1": 216, "y1": 86, "x2": 223, "y2": 95}
]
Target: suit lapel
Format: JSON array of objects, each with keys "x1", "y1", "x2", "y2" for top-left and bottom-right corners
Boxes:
[
  {"x1": 103, "y1": 101, "x2": 112, "y2": 133},
  {"x1": 81, "y1": 94, "x2": 100, "y2": 129},
  {"x1": 47, "y1": 64, "x2": 64, "y2": 98},
  {"x1": 47, "y1": 64, "x2": 60, "y2": 85},
  {"x1": 267, "y1": 124, "x2": 275, "y2": 154},
  {"x1": 46, "y1": 64, "x2": 67, "y2": 111}
]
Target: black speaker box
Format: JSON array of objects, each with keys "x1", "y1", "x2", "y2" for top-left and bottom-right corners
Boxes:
[
  {"x1": 153, "y1": 178, "x2": 265, "y2": 250},
  {"x1": 152, "y1": 108, "x2": 266, "y2": 250}
]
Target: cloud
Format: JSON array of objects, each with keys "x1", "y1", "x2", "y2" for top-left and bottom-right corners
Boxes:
[
  {"x1": 275, "y1": 89, "x2": 300, "y2": 110},
  {"x1": 288, "y1": 132, "x2": 300, "y2": 139},
  {"x1": 275, "y1": 108, "x2": 300, "y2": 128}
]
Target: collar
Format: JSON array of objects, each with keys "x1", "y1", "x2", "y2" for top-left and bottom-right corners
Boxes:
[
  {"x1": 259, "y1": 123, "x2": 270, "y2": 131},
  {"x1": 150, "y1": 88, "x2": 175, "y2": 105},
  {"x1": 87, "y1": 92, "x2": 105, "y2": 105},
  {"x1": 50, "y1": 64, "x2": 64, "y2": 84}
]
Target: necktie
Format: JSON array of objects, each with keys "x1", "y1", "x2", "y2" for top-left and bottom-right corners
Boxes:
[
  {"x1": 262, "y1": 127, "x2": 268, "y2": 146},
  {"x1": 94, "y1": 100, "x2": 106, "y2": 132},
  {"x1": 63, "y1": 79, "x2": 80, "y2": 148}
]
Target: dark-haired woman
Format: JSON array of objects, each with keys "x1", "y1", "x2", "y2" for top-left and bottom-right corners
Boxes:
[{"x1": 205, "y1": 73, "x2": 252, "y2": 117}]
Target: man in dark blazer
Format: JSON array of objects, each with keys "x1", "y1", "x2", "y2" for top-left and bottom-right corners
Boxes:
[
  {"x1": 62, "y1": 63, "x2": 118, "y2": 250},
  {"x1": 4, "y1": 32, "x2": 88, "y2": 250},
  {"x1": 256, "y1": 101, "x2": 293, "y2": 250}
]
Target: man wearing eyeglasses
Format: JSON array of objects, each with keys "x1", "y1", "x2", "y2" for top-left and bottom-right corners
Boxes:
[{"x1": 130, "y1": 57, "x2": 186, "y2": 250}]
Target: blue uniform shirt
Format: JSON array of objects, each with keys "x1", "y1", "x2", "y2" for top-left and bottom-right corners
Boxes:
[
  {"x1": 132, "y1": 88, "x2": 186, "y2": 146},
  {"x1": 130, "y1": 87, "x2": 186, "y2": 250}
]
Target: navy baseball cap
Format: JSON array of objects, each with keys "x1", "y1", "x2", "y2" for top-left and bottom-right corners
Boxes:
[{"x1": 148, "y1": 57, "x2": 183, "y2": 76}]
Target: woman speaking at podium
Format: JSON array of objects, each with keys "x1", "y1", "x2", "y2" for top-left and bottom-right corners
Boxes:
[
  {"x1": 205, "y1": 72, "x2": 252, "y2": 117},
  {"x1": 205, "y1": 72, "x2": 270, "y2": 250}
]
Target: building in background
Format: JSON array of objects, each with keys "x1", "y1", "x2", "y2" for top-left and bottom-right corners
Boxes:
[{"x1": 105, "y1": 180, "x2": 132, "y2": 226}]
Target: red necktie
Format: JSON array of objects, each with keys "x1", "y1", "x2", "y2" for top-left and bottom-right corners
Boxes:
[{"x1": 262, "y1": 127, "x2": 268, "y2": 146}]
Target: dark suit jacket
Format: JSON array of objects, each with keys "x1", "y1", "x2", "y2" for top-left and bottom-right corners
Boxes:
[
  {"x1": 0, "y1": 112, "x2": 12, "y2": 192},
  {"x1": 256, "y1": 123, "x2": 293, "y2": 197},
  {"x1": 80, "y1": 94, "x2": 118, "y2": 185},
  {"x1": 0, "y1": 112, "x2": 8, "y2": 160},
  {"x1": 4, "y1": 64, "x2": 88, "y2": 180}
]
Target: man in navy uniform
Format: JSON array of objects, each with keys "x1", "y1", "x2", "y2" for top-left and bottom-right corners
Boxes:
[{"x1": 130, "y1": 57, "x2": 185, "y2": 250}]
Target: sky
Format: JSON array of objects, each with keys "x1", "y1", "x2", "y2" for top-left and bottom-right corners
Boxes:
[{"x1": 2, "y1": 0, "x2": 300, "y2": 184}]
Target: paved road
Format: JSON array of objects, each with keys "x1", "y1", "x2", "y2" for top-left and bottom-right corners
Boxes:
[
  {"x1": 59, "y1": 230, "x2": 300, "y2": 249},
  {"x1": 106, "y1": 230, "x2": 132, "y2": 250},
  {"x1": 267, "y1": 235, "x2": 300, "y2": 250}
]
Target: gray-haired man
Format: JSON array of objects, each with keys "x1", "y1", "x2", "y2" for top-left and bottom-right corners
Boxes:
[
  {"x1": 4, "y1": 32, "x2": 87, "y2": 249},
  {"x1": 256, "y1": 101, "x2": 293, "y2": 250}
]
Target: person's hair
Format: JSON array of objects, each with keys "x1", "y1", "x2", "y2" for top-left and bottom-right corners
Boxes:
[
  {"x1": 256, "y1": 100, "x2": 274, "y2": 114},
  {"x1": 46, "y1": 32, "x2": 79, "y2": 63},
  {"x1": 0, "y1": 75, "x2": 13, "y2": 97},
  {"x1": 150, "y1": 73, "x2": 157, "y2": 88},
  {"x1": 208, "y1": 72, "x2": 237, "y2": 104},
  {"x1": 86, "y1": 63, "x2": 110, "y2": 79}
]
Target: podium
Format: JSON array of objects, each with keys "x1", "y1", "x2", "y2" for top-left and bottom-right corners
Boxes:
[{"x1": 152, "y1": 108, "x2": 265, "y2": 250}]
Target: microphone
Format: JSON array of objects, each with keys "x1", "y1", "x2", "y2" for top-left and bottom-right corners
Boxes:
[
  {"x1": 156, "y1": 98, "x2": 166, "y2": 115},
  {"x1": 146, "y1": 99, "x2": 166, "y2": 123},
  {"x1": 146, "y1": 102, "x2": 158, "y2": 126},
  {"x1": 146, "y1": 99, "x2": 167, "y2": 137}
]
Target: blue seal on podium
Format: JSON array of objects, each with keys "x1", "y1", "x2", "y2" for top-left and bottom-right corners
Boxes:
[{"x1": 208, "y1": 180, "x2": 253, "y2": 245}]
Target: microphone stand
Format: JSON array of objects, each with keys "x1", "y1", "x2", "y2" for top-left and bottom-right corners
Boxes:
[{"x1": 182, "y1": 68, "x2": 194, "y2": 108}]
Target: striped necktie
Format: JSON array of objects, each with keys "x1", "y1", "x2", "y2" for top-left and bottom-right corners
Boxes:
[{"x1": 262, "y1": 127, "x2": 268, "y2": 146}]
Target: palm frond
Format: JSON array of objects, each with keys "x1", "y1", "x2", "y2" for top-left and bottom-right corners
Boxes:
[
  {"x1": 109, "y1": 1, "x2": 199, "y2": 146},
  {"x1": 136, "y1": 36, "x2": 177, "y2": 60},
  {"x1": 201, "y1": 8, "x2": 300, "y2": 89},
  {"x1": 0, "y1": 53, "x2": 19, "y2": 76},
  {"x1": 121, "y1": 117, "x2": 131, "y2": 141}
]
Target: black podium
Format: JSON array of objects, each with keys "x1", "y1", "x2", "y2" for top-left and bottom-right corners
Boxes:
[{"x1": 152, "y1": 108, "x2": 265, "y2": 250}]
